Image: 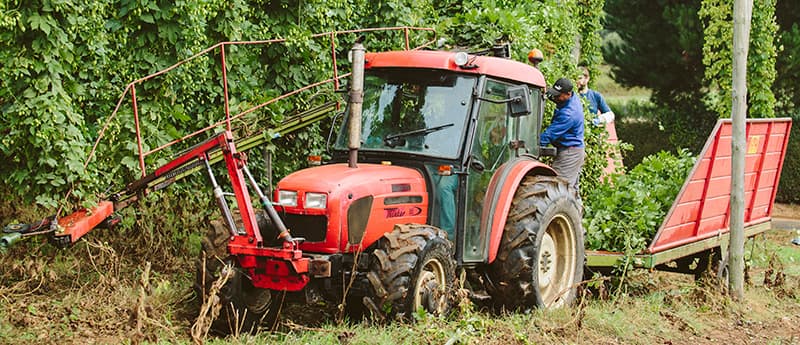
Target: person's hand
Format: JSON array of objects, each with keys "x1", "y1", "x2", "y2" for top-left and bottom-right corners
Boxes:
[{"x1": 592, "y1": 118, "x2": 602, "y2": 127}]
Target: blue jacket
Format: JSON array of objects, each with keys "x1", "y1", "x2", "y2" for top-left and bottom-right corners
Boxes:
[
  {"x1": 580, "y1": 89, "x2": 610, "y2": 115},
  {"x1": 540, "y1": 93, "x2": 585, "y2": 148}
]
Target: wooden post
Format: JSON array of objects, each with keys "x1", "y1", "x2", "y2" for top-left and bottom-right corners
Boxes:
[{"x1": 729, "y1": 0, "x2": 753, "y2": 299}]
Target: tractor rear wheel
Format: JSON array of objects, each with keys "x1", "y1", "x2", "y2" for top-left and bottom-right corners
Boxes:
[
  {"x1": 195, "y1": 218, "x2": 276, "y2": 334},
  {"x1": 489, "y1": 175, "x2": 584, "y2": 310},
  {"x1": 363, "y1": 224, "x2": 454, "y2": 320}
]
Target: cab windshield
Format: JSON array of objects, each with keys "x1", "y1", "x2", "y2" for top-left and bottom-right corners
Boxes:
[{"x1": 335, "y1": 70, "x2": 476, "y2": 159}]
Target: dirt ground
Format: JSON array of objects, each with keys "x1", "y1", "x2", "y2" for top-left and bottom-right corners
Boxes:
[{"x1": 773, "y1": 203, "x2": 800, "y2": 219}]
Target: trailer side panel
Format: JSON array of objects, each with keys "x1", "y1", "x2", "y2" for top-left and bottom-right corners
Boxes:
[{"x1": 647, "y1": 118, "x2": 792, "y2": 254}]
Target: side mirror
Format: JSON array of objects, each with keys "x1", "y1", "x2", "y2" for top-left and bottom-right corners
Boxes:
[
  {"x1": 507, "y1": 85, "x2": 531, "y2": 117},
  {"x1": 469, "y1": 155, "x2": 486, "y2": 173}
]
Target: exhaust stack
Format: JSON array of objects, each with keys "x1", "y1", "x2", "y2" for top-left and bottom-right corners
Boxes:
[{"x1": 347, "y1": 43, "x2": 366, "y2": 168}]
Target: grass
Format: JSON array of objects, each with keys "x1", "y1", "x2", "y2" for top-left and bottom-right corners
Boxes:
[
  {"x1": 750, "y1": 230, "x2": 800, "y2": 277},
  {"x1": 591, "y1": 64, "x2": 651, "y2": 102},
  {"x1": 1, "y1": 228, "x2": 799, "y2": 344},
  {"x1": 2, "y1": 189, "x2": 799, "y2": 345}
]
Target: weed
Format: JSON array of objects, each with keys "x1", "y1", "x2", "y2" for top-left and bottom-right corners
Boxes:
[{"x1": 191, "y1": 259, "x2": 232, "y2": 343}]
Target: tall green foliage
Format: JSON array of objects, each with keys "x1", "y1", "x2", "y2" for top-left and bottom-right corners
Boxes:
[
  {"x1": 0, "y1": 0, "x2": 431, "y2": 208},
  {"x1": 443, "y1": 0, "x2": 580, "y2": 79},
  {"x1": 700, "y1": 0, "x2": 777, "y2": 119},
  {"x1": 774, "y1": 1, "x2": 800, "y2": 115},
  {"x1": 576, "y1": 0, "x2": 605, "y2": 68},
  {"x1": 0, "y1": 0, "x2": 605, "y2": 210}
]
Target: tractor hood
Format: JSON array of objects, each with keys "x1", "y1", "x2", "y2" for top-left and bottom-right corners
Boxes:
[
  {"x1": 277, "y1": 163, "x2": 424, "y2": 193},
  {"x1": 275, "y1": 163, "x2": 429, "y2": 252}
]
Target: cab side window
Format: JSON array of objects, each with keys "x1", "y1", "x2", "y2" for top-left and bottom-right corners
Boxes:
[{"x1": 475, "y1": 80, "x2": 510, "y2": 170}]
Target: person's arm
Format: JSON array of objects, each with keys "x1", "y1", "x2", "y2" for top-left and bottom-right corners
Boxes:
[
  {"x1": 540, "y1": 110, "x2": 572, "y2": 146},
  {"x1": 595, "y1": 92, "x2": 615, "y2": 124}
]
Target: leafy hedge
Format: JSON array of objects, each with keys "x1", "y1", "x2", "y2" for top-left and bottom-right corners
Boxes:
[
  {"x1": 584, "y1": 149, "x2": 695, "y2": 253},
  {"x1": 0, "y1": 0, "x2": 609, "y2": 212}
]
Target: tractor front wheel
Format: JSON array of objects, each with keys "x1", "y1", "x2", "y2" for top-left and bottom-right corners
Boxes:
[
  {"x1": 489, "y1": 175, "x2": 584, "y2": 310},
  {"x1": 363, "y1": 224, "x2": 454, "y2": 320}
]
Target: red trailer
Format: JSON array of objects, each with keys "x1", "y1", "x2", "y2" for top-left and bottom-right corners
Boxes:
[{"x1": 587, "y1": 118, "x2": 792, "y2": 275}]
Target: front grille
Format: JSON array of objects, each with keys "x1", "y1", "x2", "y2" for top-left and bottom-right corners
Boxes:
[{"x1": 281, "y1": 213, "x2": 328, "y2": 242}]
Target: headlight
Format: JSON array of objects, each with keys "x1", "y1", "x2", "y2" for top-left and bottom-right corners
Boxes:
[
  {"x1": 304, "y1": 192, "x2": 328, "y2": 209},
  {"x1": 278, "y1": 190, "x2": 298, "y2": 207}
]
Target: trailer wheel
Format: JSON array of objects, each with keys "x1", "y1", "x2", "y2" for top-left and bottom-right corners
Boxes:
[
  {"x1": 489, "y1": 175, "x2": 584, "y2": 310},
  {"x1": 194, "y1": 218, "x2": 276, "y2": 334},
  {"x1": 695, "y1": 247, "x2": 729, "y2": 285},
  {"x1": 363, "y1": 224, "x2": 454, "y2": 320}
]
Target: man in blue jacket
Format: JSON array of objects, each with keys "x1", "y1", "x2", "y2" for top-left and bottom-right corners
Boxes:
[{"x1": 540, "y1": 77, "x2": 585, "y2": 194}]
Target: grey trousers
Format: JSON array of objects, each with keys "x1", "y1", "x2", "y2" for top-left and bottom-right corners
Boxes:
[{"x1": 552, "y1": 146, "x2": 585, "y2": 193}]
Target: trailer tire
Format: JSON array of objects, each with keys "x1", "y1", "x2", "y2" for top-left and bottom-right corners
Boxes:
[
  {"x1": 363, "y1": 224, "x2": 454, "y2": 320},
  {"x1": 489, "y1": 175, "x2": 584, "y2": 310},
  {"x1": 695, "y1": 247, "x2": 729, "y2": 286},
  {"x1": 194, "y1": 218, "x2": 276, "y2": 334}
]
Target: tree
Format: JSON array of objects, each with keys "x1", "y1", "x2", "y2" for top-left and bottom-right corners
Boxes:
[
  {"x1": 604, "y1": 0, "x2": 779, "y2": 151},
  {"x1": 603, "y1": 0, "x2": 717, "y2": 154},
  {"x1": 774, "y1": 0, "x2": 800, "y2": 115},
  {"x1": 701, "y1": 0, "x2": 777, "y2": 119}
]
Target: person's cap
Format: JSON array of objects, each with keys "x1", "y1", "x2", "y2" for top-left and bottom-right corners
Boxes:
[
  {"x1": 527, "y1": 48, "x2": 544, "y2": 63},
  {"x1": 546, "y1": 78, "x2": 573, "y2": 98}
]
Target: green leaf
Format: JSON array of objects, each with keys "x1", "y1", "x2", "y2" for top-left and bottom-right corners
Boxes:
[
  {"x1": 141, "y1": 14, "x2": 155, "y2": 24},
  {"x1": 121, "y1": 156, "x2": 139, "y2": 170}
]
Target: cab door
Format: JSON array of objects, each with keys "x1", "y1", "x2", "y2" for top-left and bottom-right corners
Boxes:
[{"x1": 462, "y1": 79, "x2": 513, "y2": 263}]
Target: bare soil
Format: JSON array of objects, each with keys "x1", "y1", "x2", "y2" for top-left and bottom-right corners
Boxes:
[{"x1": 773, "y1": 203, "x2": 800, "y2": 219}]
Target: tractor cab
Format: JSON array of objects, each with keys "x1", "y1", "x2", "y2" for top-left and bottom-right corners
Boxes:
[{"x1": 327, "y1": 50, "x2": 548, "y2": 263}]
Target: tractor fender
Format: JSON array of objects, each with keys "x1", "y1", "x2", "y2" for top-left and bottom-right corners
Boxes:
[{"x1": 482, "y1": 156, "x2": 557, "y2": 263}]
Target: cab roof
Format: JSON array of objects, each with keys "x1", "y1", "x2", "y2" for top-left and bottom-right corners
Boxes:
[{"x1": 364, "y1": 50, "x2": 546, "y2": 88}]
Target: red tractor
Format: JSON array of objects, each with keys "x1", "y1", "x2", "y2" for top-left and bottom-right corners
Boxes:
[
  {"x1": 195, "y1": 43, "x2": 584, "y2": 332},
  {"x1": 1, "y1": 39, "x2": 585, "y2": 334}
]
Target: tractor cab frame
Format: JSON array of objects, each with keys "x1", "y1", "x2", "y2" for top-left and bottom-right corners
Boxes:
[{"x1": 327, "y1": 58, "x2": 548, "y2": 265}]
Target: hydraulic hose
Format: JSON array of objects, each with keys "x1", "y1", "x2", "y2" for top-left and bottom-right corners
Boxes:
[{"x1": 241, "y1": 165, "x2": 292, "y2": 243}]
